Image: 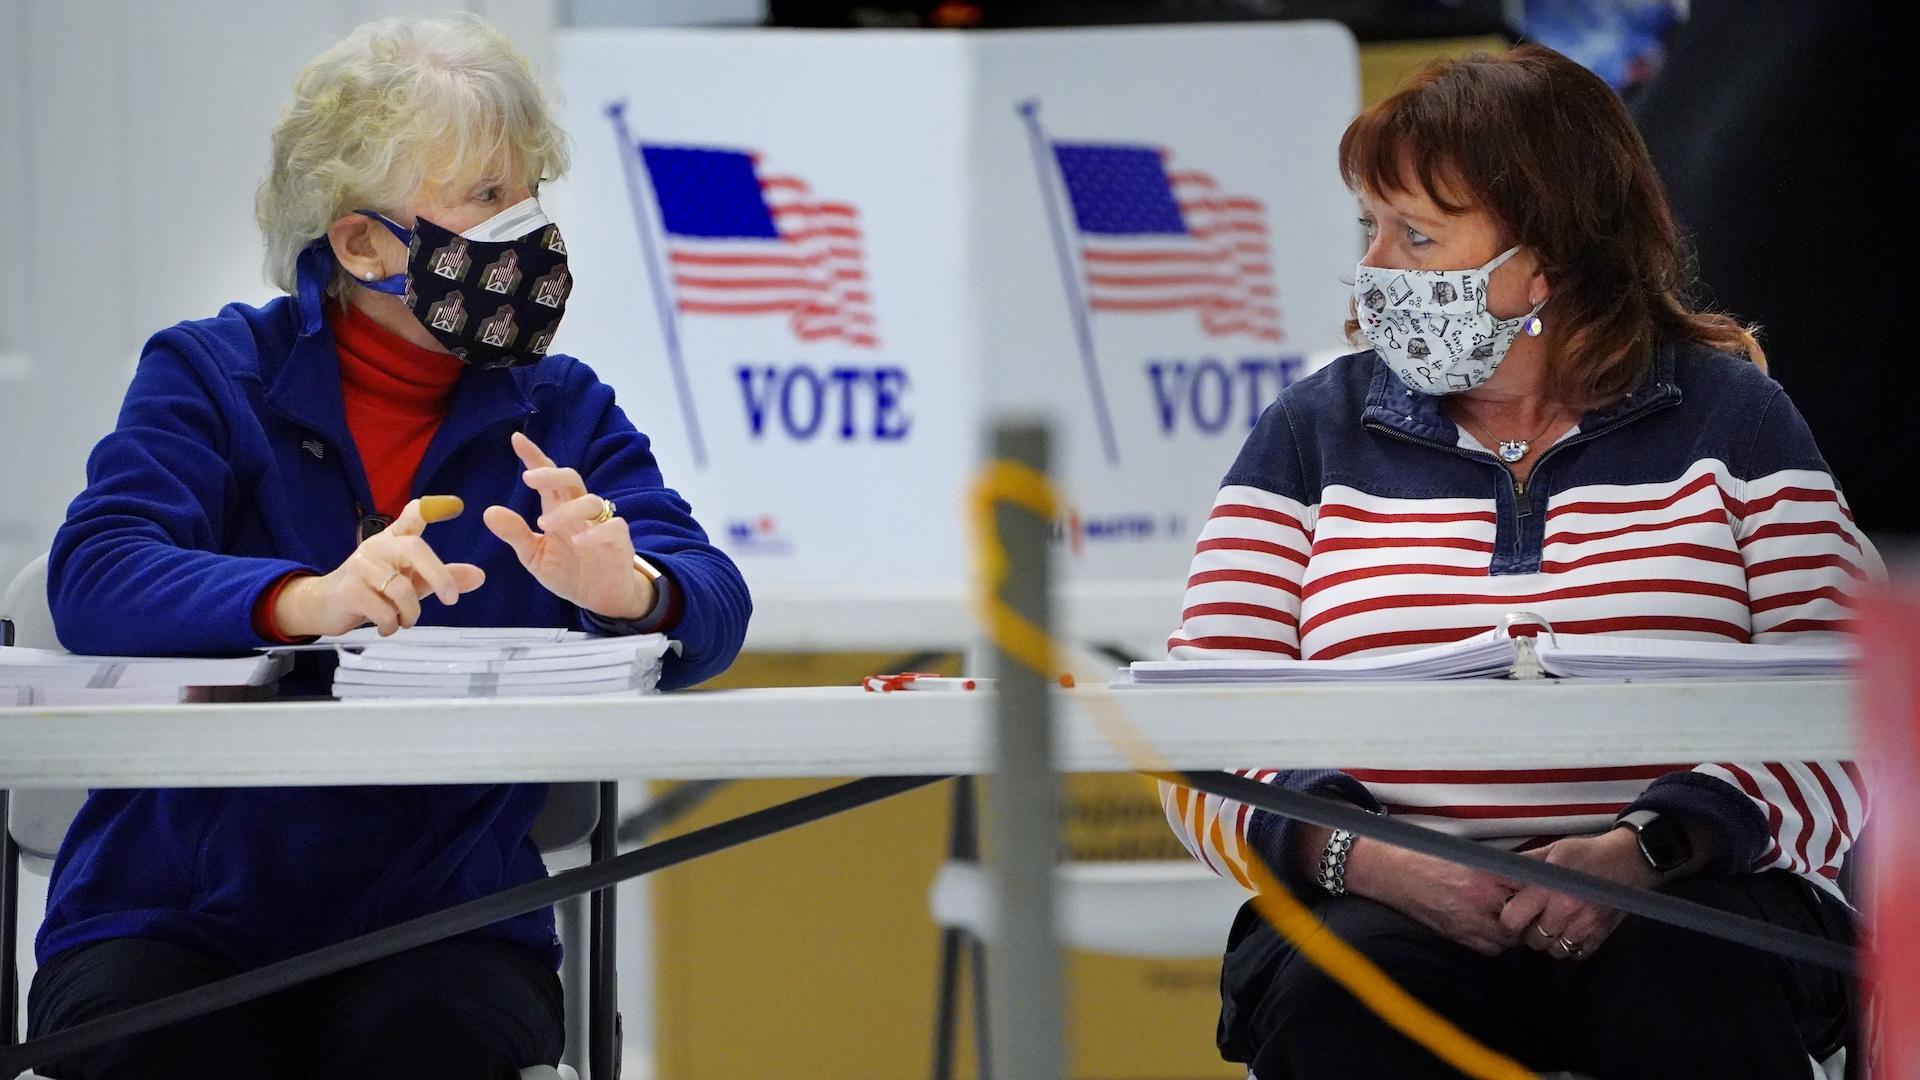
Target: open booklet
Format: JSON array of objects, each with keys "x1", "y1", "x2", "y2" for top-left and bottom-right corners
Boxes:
[
  {"x1": 326, "y1": 626, "x2": 678, "y2": 699},
  {"x1": 1123, "y1": 624, "x2": 1855, "y2": 686}
]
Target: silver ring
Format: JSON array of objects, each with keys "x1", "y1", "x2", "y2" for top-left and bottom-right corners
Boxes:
[
  {"x1": 1557, "y1": 936, "x2": 1584, "y2": 958},
  {"x1": 1535, "y1": 925, "x2": 1556, "y2": 940}
]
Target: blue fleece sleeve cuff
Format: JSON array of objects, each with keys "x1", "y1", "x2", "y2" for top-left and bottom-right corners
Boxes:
[
  {"x1": 1622, "y1": 770, "x2": 1770, "y2": 876},
  {"x1": 1244, "y1": 769, "x2": 1382, "y2": 894}
]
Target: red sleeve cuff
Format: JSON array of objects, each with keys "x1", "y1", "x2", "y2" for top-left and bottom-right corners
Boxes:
[{"x1": 252, "y1": 572, "x2": 316, "y2": 644}]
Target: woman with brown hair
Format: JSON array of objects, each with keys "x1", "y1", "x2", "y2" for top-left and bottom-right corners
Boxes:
[{"x1": 1162, "y1": 45, "x2": 1870, "y2": 1078}]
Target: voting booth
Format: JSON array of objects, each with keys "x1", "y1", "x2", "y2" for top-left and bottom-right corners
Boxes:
[
  {"x1": 548, "y1": 22, "x2": 1360, "y2": 654},
  {"x1": 547, "y1": 22, "x2": 1360, "y2": 1077}
]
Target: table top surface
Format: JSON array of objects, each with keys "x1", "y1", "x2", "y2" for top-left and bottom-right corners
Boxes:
[{"x1": 0, "y1": 677, "x2": 1859, "y2": 789}]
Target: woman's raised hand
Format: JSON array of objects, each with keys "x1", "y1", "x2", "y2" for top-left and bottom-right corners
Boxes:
[
  {"x1": 273, "y1": 497, "x2": 485, "y2": 637},
  {"x1": 482, "y1": 432, "x2": 655, "y2": 621}
]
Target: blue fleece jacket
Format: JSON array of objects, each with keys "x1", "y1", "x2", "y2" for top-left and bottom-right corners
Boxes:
[{"x1": 37, "y1": 243, "x2": 750, "y2": 969}]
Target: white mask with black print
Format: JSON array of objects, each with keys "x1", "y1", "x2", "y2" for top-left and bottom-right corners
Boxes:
[{"x1": 1353, "y1": 245, "x2": 1546, "y2": 395}]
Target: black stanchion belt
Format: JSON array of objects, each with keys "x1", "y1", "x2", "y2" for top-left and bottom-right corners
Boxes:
[
  {"x1": 1175, "y1": 770, "x2": 1860, "y2": 977},
  {"x1": 0, "y1": 775, "x2": 947, "y2": 1077},
  {"x1": 615, "y1": 778, "x2": 732, "y2": 845}
]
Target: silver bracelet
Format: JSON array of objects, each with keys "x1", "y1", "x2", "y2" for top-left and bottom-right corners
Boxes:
[{"x1": 1317, "y1": 828, "x2": 1360, "y2": 896}]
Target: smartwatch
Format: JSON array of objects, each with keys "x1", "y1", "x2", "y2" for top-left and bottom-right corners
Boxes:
[
  {"x1": 631, "y1": 554, "x2": 670, "y2": 626},
  {"x1": 633, "y1": 553, "x2": 663, "y2": 587},
  {"x1": 1617, "y1": 809, "x2": 1691, "y2": 874}
]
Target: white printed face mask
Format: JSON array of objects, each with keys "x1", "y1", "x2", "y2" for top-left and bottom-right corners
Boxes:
[{"x1": 1353, "y1": 246, "x2": 1545, "y2": 395}]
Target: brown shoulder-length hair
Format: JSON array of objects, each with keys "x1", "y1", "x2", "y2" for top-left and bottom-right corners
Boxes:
[{"x1": 1339, "y1": 44, "x2": 1763, "y2": 409}]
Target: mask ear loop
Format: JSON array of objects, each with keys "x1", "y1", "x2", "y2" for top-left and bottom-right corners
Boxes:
[
  {"x1": 1483, "y1": 245, "x2": 1548, "y2": 336},
  {"x1": 354, "y1": 210, "x2": 414, "y2": 246},
  {"x1": 1480, "y1": 244, "x2": 1523, "y2": 274},
  {"x1": 349, "y1": 210, "x2": 413, "y2": 297}
]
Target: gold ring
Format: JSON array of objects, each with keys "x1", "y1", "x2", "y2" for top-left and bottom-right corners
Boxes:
[
  {"x1": 378, "y1": 569, "x2": 403, "y2": 592},
  {"x1": 593, "y1": 496, "x2": 616, "y2": 525},
  {"x1": 1535, "y1": 925, "x2": 1556, "y2": 940}
]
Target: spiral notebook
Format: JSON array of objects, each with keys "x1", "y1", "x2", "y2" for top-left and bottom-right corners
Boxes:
[{"x1": 1123, "y1": 626, "x2": 1855, "y2": 685}]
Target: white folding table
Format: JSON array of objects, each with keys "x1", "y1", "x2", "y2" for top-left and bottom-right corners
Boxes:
[
  {"x1": 0, "y1": 677, "x2": 1861, "y2": 1080},
  {"x1": 0, "y1": 678, "x2": 1859, "y2": 790}
]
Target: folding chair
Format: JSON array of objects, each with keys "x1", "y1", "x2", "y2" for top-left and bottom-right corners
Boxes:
[{"x1": 925, "y1": 776, "x2": 1247, "y2": 1079}]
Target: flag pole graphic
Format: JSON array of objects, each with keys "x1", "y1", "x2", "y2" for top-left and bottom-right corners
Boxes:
[
  {"x1": 1018, "y1": 100, "x2": 1120, "y2": 466},
  {"x1": 606, "y1": 100, "x2": 708, "y2": 468}
]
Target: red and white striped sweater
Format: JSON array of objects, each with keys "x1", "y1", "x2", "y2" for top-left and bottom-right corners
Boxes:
[{"x1": 1161, "y1": 345, "x2": 1877, "y2": 900}]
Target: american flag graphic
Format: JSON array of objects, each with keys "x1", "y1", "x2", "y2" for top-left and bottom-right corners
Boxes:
[
  {"x1": 639, "y1": 145, "x2": 878, "y2": 348},
  {"x1": 1052, "y1": 142, "x2": 1283, "y2": 343}
]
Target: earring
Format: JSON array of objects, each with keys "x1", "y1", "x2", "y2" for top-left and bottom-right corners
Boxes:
[
  {"x1": 363, "y1": 271, "x2": 375, "y2": 281},
  {"x1": 1523, "y1": 314, "x2": 1544, "y2": 337}
]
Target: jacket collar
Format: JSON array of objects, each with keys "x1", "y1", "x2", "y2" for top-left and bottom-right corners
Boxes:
[
  {"x1": 266, "y1": 242, "x2": 535, "y2": 468},
  {"x1": 1360, "y1": 342, "x2": 1682, "y2": 448}
]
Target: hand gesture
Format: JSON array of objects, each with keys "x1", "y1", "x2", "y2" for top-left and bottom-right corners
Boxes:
[
  {"x1": 482, "y1": 432, "x2": 653, "y2": 620},
  {"x1": 274, "y1": 497, "x2": 484, "y2": 637}
]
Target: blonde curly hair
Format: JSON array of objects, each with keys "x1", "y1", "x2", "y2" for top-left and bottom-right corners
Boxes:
[{"x1": 255, "y1": 14, "x2": 572, "y2": 298}]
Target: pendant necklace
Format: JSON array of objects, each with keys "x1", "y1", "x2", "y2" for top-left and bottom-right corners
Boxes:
[{"x1": 1466, "y1": 411, "x2": 1559, "y2": 465}]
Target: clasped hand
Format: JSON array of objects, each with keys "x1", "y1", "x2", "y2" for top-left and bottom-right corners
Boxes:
[{"x1": 1351, "y1": 829, "x2": 1656, "y2": 961}]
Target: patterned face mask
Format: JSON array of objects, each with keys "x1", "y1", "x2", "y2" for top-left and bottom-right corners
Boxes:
[
  {"x1": 1353, "y1": 246, "x2": 1545, "y2": 395},
  {"x1": 354, "y1": 198, "x2": 571, "y2": 369}
]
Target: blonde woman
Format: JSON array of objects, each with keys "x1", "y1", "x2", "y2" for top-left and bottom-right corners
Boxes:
[{"x1": 32, "y1": 16, "x2": 750, "y2": 1079}]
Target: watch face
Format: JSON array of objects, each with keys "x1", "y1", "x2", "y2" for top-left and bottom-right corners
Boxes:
[{"x1": 1638, "y1": 816, "x2": 1692, "y2": 873}]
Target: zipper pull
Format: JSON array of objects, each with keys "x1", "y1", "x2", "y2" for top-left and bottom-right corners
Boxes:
[
  {"x1": 355, "y1": 503, "x2": 392, "y2": 545},
  {"x1": 1511, "y1": 475, "x2": 1531, "y2": 519}
]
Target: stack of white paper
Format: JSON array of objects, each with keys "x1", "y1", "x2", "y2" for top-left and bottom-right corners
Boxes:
[
  {"x1": 329, "y1": 628, "x2": 675, "y2": 699},
  {"x1": 2, "y1": 684, "x2": 196, "y2": 706},
  {"x1": 1126, "y1": 633, "x2": 1522, "y2": 685},
  {"x1": 1535, "y1": 635, "x2": 1855, "y2": 679},
  {"x1": 0, "y1": 647, "x2": 289, "y2": 705}
]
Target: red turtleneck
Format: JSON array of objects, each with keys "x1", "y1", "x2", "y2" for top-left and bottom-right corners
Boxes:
[
  {"x1": 330, "y1": 300, "x2": 465, "y2": 519},
  {"x1": 251, "y1": 302, "x2": 463, "y2": 641}
]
